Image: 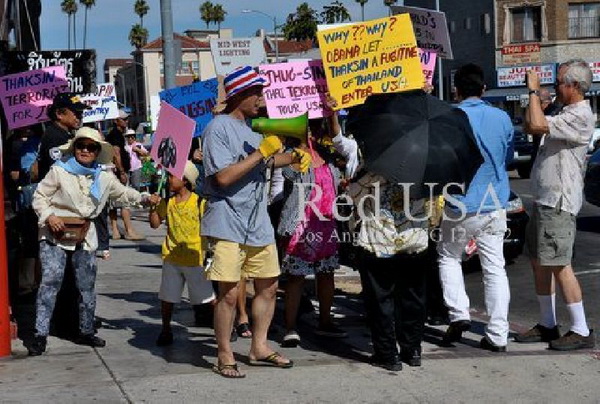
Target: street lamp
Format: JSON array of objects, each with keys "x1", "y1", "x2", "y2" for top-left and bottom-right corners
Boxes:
[
  {"x1": 242, "y1": 9, "x2": 279, "y2": 62},
  {"x1": 117, "y1": 73, "x2": 128, "y2": 108}
]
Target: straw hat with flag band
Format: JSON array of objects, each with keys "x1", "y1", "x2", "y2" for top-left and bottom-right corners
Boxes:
[
  {"x1": 224, "y1": 66, "x2": 267, "y2": 101},
  {"x1": 59, "y1": 127, "x2": 114, "y2": 164}
]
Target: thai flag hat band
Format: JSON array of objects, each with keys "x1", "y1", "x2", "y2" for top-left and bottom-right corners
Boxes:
[{"x1": 224, "y1": 66, "x2": 266, "y2": 100}]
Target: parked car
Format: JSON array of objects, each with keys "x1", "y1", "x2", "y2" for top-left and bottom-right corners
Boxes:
[
  {"x1": 462, "y1": 190, "x2": 529, "y2": 272},
  {"x1": 507, "y1": 124, "x2": 536, "y2": 179},
  {"x1": 584, "y1": 147, "x2": 600, "y2": 207},
  {"x1": 588, "y1": 125, "x2": 600, "y2": 154}
]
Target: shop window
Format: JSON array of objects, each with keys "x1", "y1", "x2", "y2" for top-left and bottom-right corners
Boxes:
[
  {"x1": 464, "y1": 17, "x2": 472, "y2": 30},
  {"x1": 449, "y1": 20, "x2": 456, "y2": 33},
  {"x1": 511, "y1": 7, "x2": 541, "y2": 42},
  {"x1": 481, "y1": 13, "x2": 491, "y2": 35},
  {"x1": 569, "y1": 3, "x2": 600, "y2": 38}
]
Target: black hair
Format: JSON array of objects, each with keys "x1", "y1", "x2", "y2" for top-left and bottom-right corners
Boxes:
[
  {"x1": 454, "y1": 63, "x2": 485, "y2": 98},
  {"x1": 184, "y1": 177, "x2": 193, "y2": 191}
]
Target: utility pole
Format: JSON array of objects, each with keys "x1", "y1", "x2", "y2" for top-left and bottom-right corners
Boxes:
[{"x1": 160, "y1": 0, "x2": 176, "y2": 90}]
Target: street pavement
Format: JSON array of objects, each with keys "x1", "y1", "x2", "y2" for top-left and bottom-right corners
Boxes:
[{"x1": 2, "y1": 174, "x2": 600, "y2": 403}]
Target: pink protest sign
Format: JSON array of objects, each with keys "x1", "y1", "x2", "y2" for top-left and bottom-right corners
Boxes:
[
  {"x1": 259, "y1": 60, "x2": 331, "y2": 119},
  {"x1": 151, "y1": 101, "x2": 196, "y2": 180},
  {"x1": 420, "y1": 49, "x2": 437, "y2": 86},
  {"x1": 0, "y1": 66, "x2": 69, "y2": 130}
]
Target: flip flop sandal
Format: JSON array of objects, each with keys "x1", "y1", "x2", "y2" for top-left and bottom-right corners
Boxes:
[
  {"x1": 212, "y1": 363, "x2": 246, "y2": 378},
  {"x1": 236, "y1": 322, "x2": 252, "y2": 338},
  {"x1": 248, "y1": 352, "x2": 294, "y2": 368}
]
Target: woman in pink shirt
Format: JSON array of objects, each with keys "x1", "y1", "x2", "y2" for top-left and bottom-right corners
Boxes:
[{"x1": 124, "y1": 129, "x2": 148, "y2": 190}]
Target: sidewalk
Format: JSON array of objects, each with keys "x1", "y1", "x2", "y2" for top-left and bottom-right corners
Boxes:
[{"x1": 1, "y1": 216, "x2": 599, "y2": 403}]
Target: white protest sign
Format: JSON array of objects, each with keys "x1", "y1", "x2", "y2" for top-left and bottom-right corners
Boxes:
[
  {"x1": 80, "y1": 82, "x2": 119, "y2": 123},
  {"x1": 391, "y1": 5, "x2": 453, "y2": 59},
  {"x1": 210, "y1": 37, "x2": 267, "y2": 76}
]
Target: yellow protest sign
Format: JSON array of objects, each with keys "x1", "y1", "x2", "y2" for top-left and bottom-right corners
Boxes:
[{"x1": 317, "y1": 15, "x2": 424, "y2": 109}]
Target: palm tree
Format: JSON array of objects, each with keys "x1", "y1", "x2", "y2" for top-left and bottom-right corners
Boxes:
[
  {"x1": 199, "y1": 1, "x2": 214, "y2": 29},
  {"x1": 80, "y1": 0, "x2": 95, "y2": 49},
  {"x1": 129, "y1": 24, "x2": 149, "y2": 49},
  {"x1": 282, "y1": 2, "x2": 319, "y2": 41},
  {"x1": 321, "y1": 1, "x2": 352, "y2": 24},
  {"x1": 61, "y1": 0, "x2": 77, "y2": 49},
  {"x1": 134, "y1": 0, "x2": 150, "y2": 27},
  {"x1": 212, "y1": 4, "x2": 226, "y2": 31},
  {"x1": 383, "y1": 0, "x2": 397, "y2": 16},
  {"x1": 355, "y1": 0, "x2": 368, "y2": 21}
]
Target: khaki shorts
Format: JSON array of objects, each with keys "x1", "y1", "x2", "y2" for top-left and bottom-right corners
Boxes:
[
  {"x1": 526, "y1": 203, "x2": 576, "y2": 267},
  {"x1": 206, "y1": 239, "x2": 280, "y2": 282}
]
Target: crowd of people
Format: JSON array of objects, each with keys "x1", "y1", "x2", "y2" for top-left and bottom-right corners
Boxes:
[{"x1": 2, "y1": 59, "x2": 596, "y2": 378}]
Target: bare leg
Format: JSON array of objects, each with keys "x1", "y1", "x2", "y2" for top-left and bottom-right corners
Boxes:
[
  {"x1": 316, "y1": 273, "x2": 335, "y2": 327},
  {"x1": 236, "y1": 280, "x2": 252, "y2": 337},
  {"x1": 284, "y1": 275, "x2": 305, "y2": 332},
  {"x1": 161, "y1": 301, "x2": 174, "y2": 333},
  {"x1": 531, "y1": 259, "x2": 554, "y2": 295},
  {"x1": 121, "y1": 208, "x2": 142, "y2": 238},
  {"x1": 214, "y1": 281, "x2": 241, "y2": 376},
  {"x1": 249, "y1": 277, "x2": 291, "y2": 365},
  {"x1": 109, "y1": 209, "x2": 120, "y2": 239},
  {"x1": 552, "y1": 265, "x2": 582, "y2": 303}
]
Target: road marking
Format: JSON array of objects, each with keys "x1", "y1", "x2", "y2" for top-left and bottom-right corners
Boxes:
[{"x1": 575, "y1": 269, "x2": 600, "y2": 276}]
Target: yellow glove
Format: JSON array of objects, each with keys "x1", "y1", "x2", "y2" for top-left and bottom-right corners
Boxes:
[
  {"x1": 258, "y1": 135, "x2": 283, "y2": 158},
  {"x1": 293, "y1": 148, "x2": 312, "y2": 173}
]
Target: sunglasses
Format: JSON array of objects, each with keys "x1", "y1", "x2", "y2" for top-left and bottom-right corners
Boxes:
[{"x1": 74, "y1": 142, "x2": 101, "y2": 153}]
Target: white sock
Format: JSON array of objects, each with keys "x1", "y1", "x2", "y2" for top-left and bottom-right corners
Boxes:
[
  {"x1": 537, "y1": 294, "x2": 557, "y2": 328},
  {"x1": 567, "y1": 302, "x2": 590, "y2": 336}
]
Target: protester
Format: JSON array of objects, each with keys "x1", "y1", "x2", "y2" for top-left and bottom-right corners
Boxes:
[
  {"x1": 124, "y1": 129, "x2": 149, "y2": 191},
  {"x1": 348, "y1": 173, "x2": 431, "y2": 370},
  {"x1": 437, "y1": 64, "x2": 513, "y2": 352},
  {"x1": 201, "y1": 65, "x2": 310, "y2": 378},
  {"x1": 188, "y1": 137, "x2": 206, "y2": 197},
  {"x1": 515, "y1": 61, "x2": 595, "y2": 350},
  {"x1": 27, "y1": 127, "x2": 152, "y2": 356},
  {"x1": 106, "y1": 109, "x2": 144, "y2": 241},
  {"x1": 149, "y1": 161, "x2": 216, "y2": 346},
  {"x1": 279, "y1": 96, "x2": 359, "y2": 347}
]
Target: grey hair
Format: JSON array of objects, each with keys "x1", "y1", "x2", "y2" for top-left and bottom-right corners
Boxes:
[{"x1": 560, "y1": 59, "x2": 592, "y2": 94}]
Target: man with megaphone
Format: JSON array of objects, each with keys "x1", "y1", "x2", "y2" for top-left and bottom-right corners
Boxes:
[{"x1": 201, "y1": 66, "x2": 309, "y2": 378}]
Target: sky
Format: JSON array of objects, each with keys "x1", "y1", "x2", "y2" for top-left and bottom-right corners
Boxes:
[{"x1": 40, "y1": 0, "x2": 397, "y2": 79}]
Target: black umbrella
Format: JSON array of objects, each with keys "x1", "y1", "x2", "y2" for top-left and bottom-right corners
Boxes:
[{"x1": 347, "y1": 91, "x2": 483, "y2": 196}]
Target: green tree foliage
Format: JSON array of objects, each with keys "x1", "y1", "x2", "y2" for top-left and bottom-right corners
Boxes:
[
  {"x1": 79, "y1": 0, "x2": 95, "y2": 49},
  {"x1": 134, "y1": 0, "x2": 150, "y2": 27},
  {"x1": 129, "y1": 23, "x2": 149, "y2": 49}
]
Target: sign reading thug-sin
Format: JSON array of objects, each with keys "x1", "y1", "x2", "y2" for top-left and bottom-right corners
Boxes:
[{"x1": 317, "y1": 15, "x2": 424, "y2": 109}]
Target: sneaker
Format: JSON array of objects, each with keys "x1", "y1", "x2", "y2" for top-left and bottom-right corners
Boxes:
[
  {"x1": 442, "y1": 320, "x2": 471, "y2": 345},
  {"x1": 369, "y1": 353, "x2": 402, "y2": 372},
  {"x1": 549, "y1": 330, "x2": 595, "y2": 351},
  {"x1": 400, "y1": 348, "x2": 422, "y2": 367},
  {"x1": 514, "y1": 324, "x2": 560, "y2": 343},
  {"x1": 27, "y1": 335, "x2": 47, "y2": 356},
  {"x1": 156, "y1": 331, "x2": 174, "y2": 346},
  {"x1": 314, "y1": 323, "x2": 348, "y2": 338},
  {"x1": 281, "y1": 330, "x2": 301, "y2": 348},
  {"x1": 480, "y1": 337, "x2": 507, "y2": 353},
  {"x1": 74, "y1": 334, "x2": 106, "y2": 348}
]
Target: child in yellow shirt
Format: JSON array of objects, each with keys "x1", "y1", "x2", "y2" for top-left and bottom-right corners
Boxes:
[{"x1": 149, "y1": 161, "x2": 215, "y2": 346}]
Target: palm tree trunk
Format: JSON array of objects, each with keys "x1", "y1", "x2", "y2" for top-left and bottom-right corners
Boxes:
[
  {"x1": 67, "y1": 15, "x2": 71, "y2": 49},
  {"x1": 361, "y1": 5, "x2": 365, "y2": 21},
  {"x1": 141, "y1": 16, "x2": 144, "y2": 27},
  {"x1": 83, "y1": 8, "x2": 88, "y2": 49},
  {"x1": 74, "y1": 12, "x2": 77, "y2": 49}
]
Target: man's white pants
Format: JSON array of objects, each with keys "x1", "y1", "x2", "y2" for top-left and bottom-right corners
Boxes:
[{"x1": 437, "y1": 209, "x2": 510, "y2": 347}]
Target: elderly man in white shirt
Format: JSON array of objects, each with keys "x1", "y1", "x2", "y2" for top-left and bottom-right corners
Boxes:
[{"x1": 517, "y1": 59, "x2": 595, "y2": 351}]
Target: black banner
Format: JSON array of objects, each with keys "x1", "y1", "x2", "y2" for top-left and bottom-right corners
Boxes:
[{"x1": 3, "y1": 49, "x2": 97, "y2": 94}]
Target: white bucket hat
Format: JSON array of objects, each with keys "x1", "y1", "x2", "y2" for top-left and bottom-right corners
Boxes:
[
  {"x1": 59, "y1": 127, "x2": 114, "y2": 164},
  {"x1": 183, "y1": 161, "x2": 199, "y2": 184}
]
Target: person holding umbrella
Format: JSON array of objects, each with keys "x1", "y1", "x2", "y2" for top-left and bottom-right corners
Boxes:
[{"x1": 437, "y1": 64, "x2": 514, "y2": 352}]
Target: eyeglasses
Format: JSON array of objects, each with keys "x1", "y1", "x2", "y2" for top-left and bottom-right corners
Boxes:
[{"x1": 74, "y1": 142, "x2": 101, "y2": 153}]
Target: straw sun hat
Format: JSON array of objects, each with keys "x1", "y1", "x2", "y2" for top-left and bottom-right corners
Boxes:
[{"x1": 59, "y1": 127, "x2": 114, "y2": 164}]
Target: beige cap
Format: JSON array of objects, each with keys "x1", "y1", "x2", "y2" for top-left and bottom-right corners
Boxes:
[
  {"x1": 59, "y1": 127, "x2": 114, "y2": 164},
  {"x1": 183, "y1": 161, "x2": 199, "y2": 184}
]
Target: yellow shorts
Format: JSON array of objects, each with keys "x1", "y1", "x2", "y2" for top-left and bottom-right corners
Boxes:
[{"x1": 206, "y1": 239, "x2": 280, "y2": 282}]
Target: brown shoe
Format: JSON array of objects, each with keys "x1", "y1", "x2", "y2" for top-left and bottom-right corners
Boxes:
[
  {"x1": 549, "y1": 329, "x2": 595, "y2": 351},
  {"x1": 514, "y1": 324, "x2": 560, "y2": 343}
]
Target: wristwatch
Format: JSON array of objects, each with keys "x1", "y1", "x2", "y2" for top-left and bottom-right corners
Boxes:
[{"x1": 529, "y1": 90, "x2": 540, "y2": 97}]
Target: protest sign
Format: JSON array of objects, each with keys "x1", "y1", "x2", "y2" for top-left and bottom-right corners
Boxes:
[
  {"x1": 317, "y1": 14, "x2": 424, "y2": 109},
  {"x1": 0, "y1": 66, "x2": 70, "y2": 130},
  {"x1": 497, "y1": 64, "x2": 555, "y2": 87},
  {"x1": 158, "y1": 78, "x2": 218, "y2": 137},
  {"x1": 80, "y1": 82, "x2": 118, "y2": 123},
  {"x1": 4, "y1": 50, "x2": 97, "y2": 93},
  {"x1": 420, "y1": 50, "x2": 436, "y2": 86},
  {"x1": 259, "y1": 60, "x2": 330, "y2": 119},
  {"x1": 151, "y1": 102, "x2": 196, "y2": 180},
  {"x1": 391, "y1": 5, "x2": 453, "y2": 59},
  {"x1": 210, "y1": 38, "x2": 267, "y2": 76},
  {"x1": 590, "y1": 62, "x2": 600, "y2": 82}
]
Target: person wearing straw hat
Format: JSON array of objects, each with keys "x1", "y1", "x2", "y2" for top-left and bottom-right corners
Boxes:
[
  {"x1": 28, "y1": 127, "x2": 152, "y2": 356},
  {"x1": 201, "y1": 65, "x2": 311, "y2": 378}
]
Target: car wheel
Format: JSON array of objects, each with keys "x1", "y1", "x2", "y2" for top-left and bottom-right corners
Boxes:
[{"x1": 517, "y1": 165, "x2": 531, "y2": 179}]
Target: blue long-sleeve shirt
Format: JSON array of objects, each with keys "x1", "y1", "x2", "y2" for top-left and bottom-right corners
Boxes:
[{"x1": 452, "y1": 98, "x2": 514, "y2": 214}]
